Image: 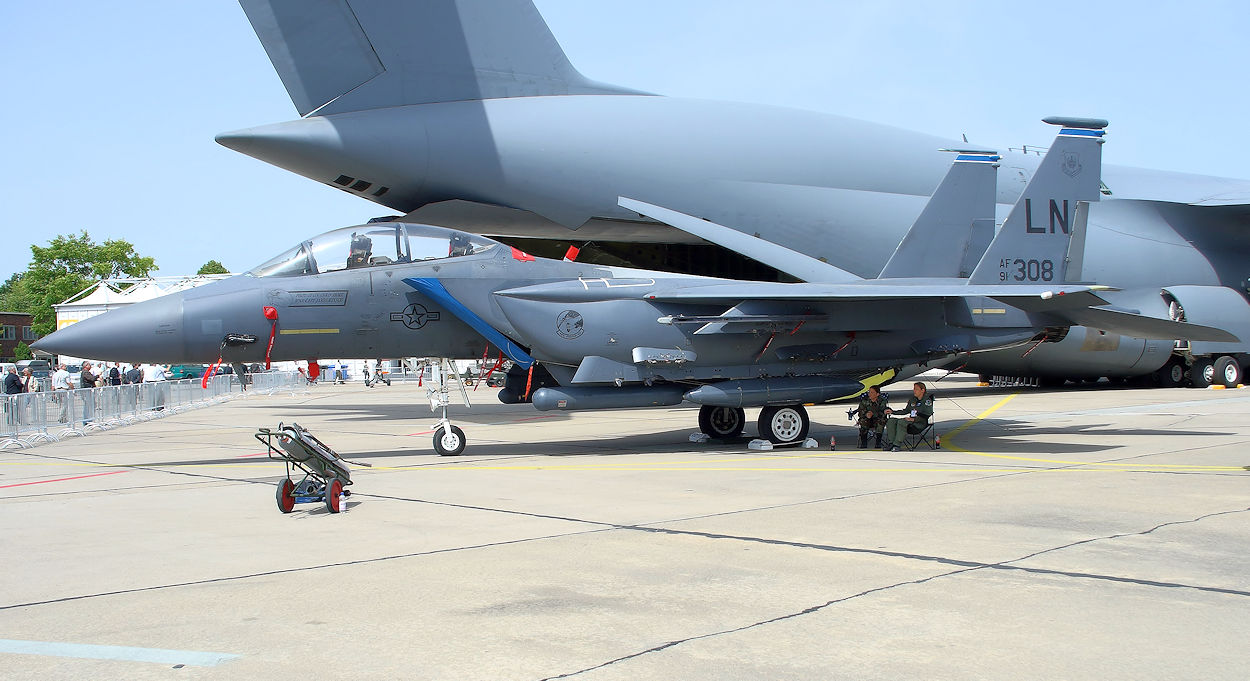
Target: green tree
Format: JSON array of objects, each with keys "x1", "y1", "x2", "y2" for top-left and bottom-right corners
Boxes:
[
  {"x1": 14, "y1": 341, "x2": 32, "y2": 361},
  {"x1": 197, "y1": 259, "x2": 230, "y2": 275},
  {"x1": 0, "y1": 273, "x2": 37, "y2": 313},
  {"x1": 22, "y1": 232, "x2": 156, "y2": 336}
]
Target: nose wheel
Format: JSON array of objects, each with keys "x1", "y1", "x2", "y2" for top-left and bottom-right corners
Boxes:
[{"x1": 433, "y1": 422, "x2": 467, "y2": 456}]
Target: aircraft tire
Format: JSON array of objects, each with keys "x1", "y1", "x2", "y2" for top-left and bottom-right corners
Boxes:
[
  {"x1": 434, "y1": 425, "x2": 467, "y2": 456},
  {"x1": 1190, "y1": 359, "x2": 1214, "y2": 388},
  {"x1": 757, "y1": 405, "x2": 810, "y2": 445},
  {"x1": 1156, "y1": 358, "x2": 1185, "y2": 388},
  {"x1": 698, "y1": 406, "x2": 745, "y2": 440},
  {"x1": 1214, "y1": 356, "x2": 1242, "y2": 388},
  {"x1": 325, "y1": 478, "x2": 344, "y2": 513},
  {"x1": 275, "y1": 479, "x2": 295, "y2": 514}
]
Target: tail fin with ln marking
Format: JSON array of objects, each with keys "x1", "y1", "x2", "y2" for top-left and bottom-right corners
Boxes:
[{"x1": 968, "y1": 117, "x2": 1106, "y2": 286}]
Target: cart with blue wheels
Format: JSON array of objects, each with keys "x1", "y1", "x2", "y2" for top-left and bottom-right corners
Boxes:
[{"x1": 256, "y1": 422, "x2": 370, "y2": 514}]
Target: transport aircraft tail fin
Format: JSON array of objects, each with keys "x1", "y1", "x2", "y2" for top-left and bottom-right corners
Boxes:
[
  {"x1": 968, "y1": 117, "x2": 1106, "y2": 286},
  {"x1": 238, "y1": 0, "x2": 643, "y2": 117},
  {"x1": 878, "y1": 150, "x2": 999, "y2": 279}
]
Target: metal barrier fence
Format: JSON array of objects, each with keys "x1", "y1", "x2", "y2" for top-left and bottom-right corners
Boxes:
[{"x1": 0, "y1": 371, "x2": 308, "y2": 450}]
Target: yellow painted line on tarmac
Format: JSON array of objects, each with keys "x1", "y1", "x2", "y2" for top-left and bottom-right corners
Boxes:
[
  {"x1": 943, "y1": 392, "x2": 1020, "y2": 440},
  {"x1": 368, "y1": 465, "x2": 1077, "y2": 473},
  {"x1": 941, "y1": 391, "x2": 1244, "y2": 471}
]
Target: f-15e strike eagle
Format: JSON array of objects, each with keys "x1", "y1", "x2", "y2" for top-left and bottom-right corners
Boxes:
[
  {"x1": 214, "y1": 0, "x2": 1250, "y2": 388},
  {"x1": 34, "y1": 120, "x2": 1235, "y2": 454}
]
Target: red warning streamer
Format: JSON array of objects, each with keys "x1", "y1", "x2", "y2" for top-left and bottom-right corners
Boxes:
[
  {"x1": 478, "y1": 350, "x2": 505, "y2": 391},
  {"x1": 201, "y1": 356, "x2": 222, "y2": 389},
  {"x1": 263, "y1": 306, "x2": 278, "y2": 369}
]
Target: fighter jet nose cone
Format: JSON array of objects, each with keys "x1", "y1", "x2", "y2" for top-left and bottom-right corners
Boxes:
[{"x1": 33, "y1": 293, "x2": 186, "y2": 363}]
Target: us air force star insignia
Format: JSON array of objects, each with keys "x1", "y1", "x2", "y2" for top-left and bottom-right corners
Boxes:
[
  {"x1": 1061, "y1": 151, "x2": 1082, "y2": 177},
  {"x1": 390, "y1": 303, "x2": 441, "y2": 329}
]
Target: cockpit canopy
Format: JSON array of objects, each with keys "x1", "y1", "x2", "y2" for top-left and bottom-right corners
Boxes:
[{"x1": 249, "y1": 223, "x2": 498, "y2": 278}]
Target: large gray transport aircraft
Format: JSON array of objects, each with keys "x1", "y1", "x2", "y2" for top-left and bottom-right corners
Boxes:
[
  {"x1": 34, "y1": 121, "x2": 1234, "y2": 453},
  {"x1": 216, "y1": 0, "x2": 1250, "y2": 388}
]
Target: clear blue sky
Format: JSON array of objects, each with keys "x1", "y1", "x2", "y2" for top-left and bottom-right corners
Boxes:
[{"x1": 2, "y1": 1, "x2": 1247, "y2": 282}]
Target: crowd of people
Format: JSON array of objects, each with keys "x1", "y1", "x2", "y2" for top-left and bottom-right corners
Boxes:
[
  {"x1": 4, "y1": 362, "x2": 172, "y2": 396},
  {"x1": 4, "y1": 361, "x2": 178, "y2": 426}
]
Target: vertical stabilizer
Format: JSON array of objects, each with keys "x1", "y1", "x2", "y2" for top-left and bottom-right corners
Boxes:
[
  {"x1": 239, "y1": 0, "x2": 643, "y2": 117},
  {"x1": 969, "y1": 118, "x2": 1107, "y2": 285},
  {"x1": 879, "y1": 150, "x2": 999, "y2": 279}
]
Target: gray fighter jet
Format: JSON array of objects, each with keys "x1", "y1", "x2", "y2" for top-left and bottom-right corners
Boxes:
[
  {"x1": 35, "y1": 120, "x2": 1233, "y2": 453},
  {"x1": 220, "y1": 0, "x2": 1250, "y2": 387}
]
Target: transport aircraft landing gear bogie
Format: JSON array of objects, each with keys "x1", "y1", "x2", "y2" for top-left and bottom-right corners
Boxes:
[
  {"x1": 698, "y1": 405, "x2": 746, "y2": 440},
  {"x1": 1156, "y1": 358, "x2": 1185, "y2": 388},
  {"x1": 1214, "y1": 355, "x2": 1242, "y2": 388},
  {"x1": 1191, "y1": 358, "x2": 1215, "y2": 388},
  {"x1": 757, "y1": 405, "x2": 810, "y2": 445}
]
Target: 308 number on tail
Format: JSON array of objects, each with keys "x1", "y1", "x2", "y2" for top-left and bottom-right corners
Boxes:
[{"x1": 998, "y1": 258, "x2": 1054, "y2": 282}]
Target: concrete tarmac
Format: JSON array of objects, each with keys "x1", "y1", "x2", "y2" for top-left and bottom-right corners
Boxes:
[{"x1": 1, "y1": 375, "x2": 1248, "y2": 680}]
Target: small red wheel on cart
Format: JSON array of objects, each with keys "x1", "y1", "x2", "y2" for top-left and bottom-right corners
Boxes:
[
  {"x1": 325, "y1": 478, "x2": 344, "y2": 513},
  {"x1": 275, "y1": 479, "x2": 295, "y2": 514}
]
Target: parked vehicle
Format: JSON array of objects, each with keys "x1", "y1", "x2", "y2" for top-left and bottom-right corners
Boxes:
[
  {"x1": 170, "y1": 364, "x2": 207, "y2": 380},
  {"x1": 17, "y1": 359, "x2": 51, "y2": 380}
]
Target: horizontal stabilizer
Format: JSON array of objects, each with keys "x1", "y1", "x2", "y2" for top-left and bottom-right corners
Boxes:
[{"x1": 618, "y1": 197, "x2": 862, "y2": 283}]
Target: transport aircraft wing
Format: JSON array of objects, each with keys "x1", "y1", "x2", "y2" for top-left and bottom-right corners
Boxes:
[
  {"x1": 618, "y1": 118, "x2": 1239, "y2": 344},
  {"x1": 616, "y1": 197, "x2": 862, "y2": 283}
]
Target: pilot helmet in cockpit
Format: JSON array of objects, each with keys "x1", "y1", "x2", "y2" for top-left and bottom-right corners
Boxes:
[
  {"x1": 448, "y1": 232, "x2": 472, "y2": 257},
  {"x1": 347, "y1": 233, "x2": 373, "y2": 268}
]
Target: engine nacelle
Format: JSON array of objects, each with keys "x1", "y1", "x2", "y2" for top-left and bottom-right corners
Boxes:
[
  {"x1": 963, "y1": 326, "x2": 1171, "y2": 379},
  {"x1": 1161, "y1": 285, "x2": 1250, "y2": 356}
]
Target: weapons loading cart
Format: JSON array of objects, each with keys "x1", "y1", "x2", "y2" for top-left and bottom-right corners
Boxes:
[{"x1": 255, "y1": 422, "x2": 371, "y2": 514}]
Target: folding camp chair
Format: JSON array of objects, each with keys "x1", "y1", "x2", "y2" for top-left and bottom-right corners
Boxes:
[{"x1": 901, "y1": 394, "x2": 938, "y2": 450}]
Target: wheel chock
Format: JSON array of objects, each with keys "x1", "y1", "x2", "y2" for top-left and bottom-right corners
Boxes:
[
  {"x1": 747, "y1": 439, "x2": 773, "y2": 451},
  {"x1": 689, "y1": 432, "x2": 711, "y2": 444},
  {"x1": 801, "y1": 437, "x2": 819, "y2": 449}
]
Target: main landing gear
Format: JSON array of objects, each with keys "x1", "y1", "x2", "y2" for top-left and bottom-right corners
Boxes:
[
  {"x1": 697, "y1": 405, "x2": 745, "y2": 439},
  {"x1": 697, "y1": 404, "x2": 811, "y2": 445}
]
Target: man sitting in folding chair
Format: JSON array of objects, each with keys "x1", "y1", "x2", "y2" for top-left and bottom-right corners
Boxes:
[
  {"x1": 847, "y1": 384, "x2": 889, "y2": 449},
  {"x1": 882, "y1": 382, "x2": 935, "y2": 452}
]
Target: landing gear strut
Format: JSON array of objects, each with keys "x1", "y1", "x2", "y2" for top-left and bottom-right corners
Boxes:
[{"x1": 420, "y1": 358, "x2": 471, "y2": 456}]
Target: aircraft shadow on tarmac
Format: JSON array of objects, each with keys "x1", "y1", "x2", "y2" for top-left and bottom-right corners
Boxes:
[
  {"x1": 140, "y1": 417, "x2": 1231, "y2": 468},
  {"x1": 236, "y1": 399, "x2": 571, "y2": 426},
  {"x1": 922, "y1": 418, "x2": 1234, "y2": 455}
]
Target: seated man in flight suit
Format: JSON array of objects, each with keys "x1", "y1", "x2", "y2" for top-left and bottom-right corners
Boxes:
[
  {"x1": 882, "y1": 382, "x2": 933, "y2": 452},
  {"x1": 854, "y1": 384, "x2": 888, "y2": 449}
]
